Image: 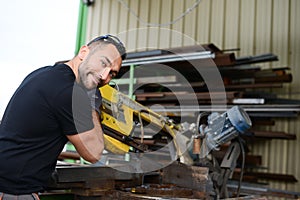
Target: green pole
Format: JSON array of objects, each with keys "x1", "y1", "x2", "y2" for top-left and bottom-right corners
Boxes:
[{"x1": 75, "y1": 1, "x2": 88, "y2": 54}]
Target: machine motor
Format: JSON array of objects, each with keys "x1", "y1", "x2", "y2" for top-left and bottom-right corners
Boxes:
[{"x1": 198, "y1": 106, "x2": 252, "y2": 157}]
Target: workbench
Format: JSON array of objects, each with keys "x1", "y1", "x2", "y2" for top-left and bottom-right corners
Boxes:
[{"x1": 43, "y1": 161, "x2": 212, "y2": 199}]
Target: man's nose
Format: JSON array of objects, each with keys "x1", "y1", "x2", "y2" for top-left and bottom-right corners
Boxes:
[{"x1": 100, "y1": 67, "x2": 111, "y2": 80}]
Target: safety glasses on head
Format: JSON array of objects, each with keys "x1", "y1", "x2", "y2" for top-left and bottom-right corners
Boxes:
[{"x1": 87, "y1": 34, "x2": 126, "y2": 60}]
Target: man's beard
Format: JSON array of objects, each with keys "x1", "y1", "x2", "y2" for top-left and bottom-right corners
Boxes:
[{"x1": 78, "y1": 66, "x2": 96, "y2": 90}]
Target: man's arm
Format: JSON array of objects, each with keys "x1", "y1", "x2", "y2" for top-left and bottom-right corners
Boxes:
[{"x1": 66, "y1": 111, "x2": 104, "y2": 163}]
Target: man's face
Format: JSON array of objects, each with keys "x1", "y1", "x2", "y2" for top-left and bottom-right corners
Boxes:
[{"x1": 78, "y1": 43, "x2": 122, "y2": 90}]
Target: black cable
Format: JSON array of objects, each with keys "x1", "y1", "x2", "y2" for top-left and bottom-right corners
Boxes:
[{"x1": 237, "y1": 136, "x2": 245, "y2": 197}]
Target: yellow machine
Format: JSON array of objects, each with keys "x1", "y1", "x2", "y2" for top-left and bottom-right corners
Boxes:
[
  {"x1": 99, "y1": 85, "x2": 251, "y2": 168},
  {"x1": 99, "y1": 84, "x2": 192, "y2": 162}
]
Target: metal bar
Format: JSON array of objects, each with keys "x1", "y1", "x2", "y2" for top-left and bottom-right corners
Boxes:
[
  {"x1": 227, "y1": 181, "x2": 300, "y2": 199},
  {"x1": 235, "y1": 53, "x2": 279, "y2": 65},
  {"x1": 122, "y1": 51, "x2": 215, "y2": 66},
  {"x1": 150, "y1": 105, "x2": 300, "y2": 113}
]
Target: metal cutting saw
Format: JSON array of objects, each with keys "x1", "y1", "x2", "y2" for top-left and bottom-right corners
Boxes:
[
  {"x1": 99, "y1": 85, "x2": 251, "y2": 161},
  {"x1": 98, "y1": 84, "x2": 252, "y2": 198}
]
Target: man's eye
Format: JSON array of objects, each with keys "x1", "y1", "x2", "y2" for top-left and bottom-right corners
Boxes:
[
  {"x1": 109, "y1": 71, "x2": 117, "y2": 78},
  {"x1": 101, "y1": 61, "x2": 107, "y2": 67}
]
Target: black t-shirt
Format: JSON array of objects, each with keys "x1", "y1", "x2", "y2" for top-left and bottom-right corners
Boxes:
[{"x1": 0, "y1": 64, "x2": 94, "y2": 194}]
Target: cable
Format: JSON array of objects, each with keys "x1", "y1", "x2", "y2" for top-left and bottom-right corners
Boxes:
[
  {"x1": 117, "y1": 0, "x2": 202, "y2": 27},
  {"x1": 109, "y1": 80, "x2": 120, "y2": 91},
  {"x1": 237, "y1": 136, "x2": 245, "y2": 197},
  {"x1": 138, "y1": 111, "x2": 144, "y2": 143},
  {"x1": 138, "y1": 109, "x2": 151, "y2": 144}
]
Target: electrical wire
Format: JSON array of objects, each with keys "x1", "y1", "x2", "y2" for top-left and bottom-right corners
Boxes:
[
  {"x1": 237, "y1": 136, "x2": 245, "y2": 197},
  {"x1": 117, "y1": 0, "x2": 202, "y2": 27},
  {"x1": 137, "y1": 109, "x2": 152, "y2": 144},
  {"x1": 109, "y1": 80, "x2": 120, "y2": 91},
  {"x1": 138, "y1": 111, "x2": 144, "y2": 144}
]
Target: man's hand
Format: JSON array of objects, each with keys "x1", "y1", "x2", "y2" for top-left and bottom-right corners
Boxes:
[{"x1": 87, "y1": 88, "x2": 102, "y2": 114}]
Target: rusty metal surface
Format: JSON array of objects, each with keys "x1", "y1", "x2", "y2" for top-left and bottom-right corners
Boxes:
[
  {"x1": 45, "y1": 162, "x2": 300, "y2": 199},
  {"x1": 47, "y1": 163, "x2": 212, "y2": 199}
]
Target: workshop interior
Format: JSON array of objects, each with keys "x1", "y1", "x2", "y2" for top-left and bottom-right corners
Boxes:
[{"x1": 41, "y1": 0, "x2": 300, "y2": 199}]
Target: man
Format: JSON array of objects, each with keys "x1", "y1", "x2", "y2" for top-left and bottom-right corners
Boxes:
[{"x1": 0, "y1": 34, "x2": 126, "y2": 199}]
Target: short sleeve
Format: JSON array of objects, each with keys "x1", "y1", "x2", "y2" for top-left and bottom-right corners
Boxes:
[{"x1": 53, "y1": 83, "x2": 94, "y2": 135}]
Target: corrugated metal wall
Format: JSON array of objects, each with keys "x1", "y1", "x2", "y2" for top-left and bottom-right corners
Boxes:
[{"x1": 86, "y1": 0, "x2": 300, "y2": 192}]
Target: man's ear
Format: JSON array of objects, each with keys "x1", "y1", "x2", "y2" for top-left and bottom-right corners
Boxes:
[{"x1": 78, "y1": 45, "x2": 89, "y2": 61}]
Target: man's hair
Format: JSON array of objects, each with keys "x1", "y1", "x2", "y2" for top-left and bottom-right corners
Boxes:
[{"x1": 87, "y1": 34, "x2": 127, "y2": 60}]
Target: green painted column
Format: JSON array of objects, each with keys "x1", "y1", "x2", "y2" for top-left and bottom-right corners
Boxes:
[{"x1": 75, "y1": 0, "x2": 88, "y2": 54}]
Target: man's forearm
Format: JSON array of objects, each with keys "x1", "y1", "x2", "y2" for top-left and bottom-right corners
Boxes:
[
  {"x1": 66, "y1": 110, "x2": 105, "y2": 163},
  {"x1": 92, "y1": 110, "x2": 104, "y2": 148}
]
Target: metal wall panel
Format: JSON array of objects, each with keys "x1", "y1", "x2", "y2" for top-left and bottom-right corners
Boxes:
[
  {"x1": 159, "y1": 0, "x2": 172, "y2": 49},
  {"x1": 255, "y1": 0, "x2": 273, "y2": 69},
  {"x1": 239, "y1": 0, "x2": 256, "y2": 56},
  {"x1": 183, "y1": 0, "x2": 197, "y2": 46},
  {"x1": 86, "y1": 0, "x2": 300, "y2": 192},
  {"x1": 210, "y1": 0, "x2": 225, "y2": 48},
  {"x1": 147, "y1": 0, "x2": 160, "y2": 49},
  {"x1": 170, "y1": 0, "x2": 184, "y2": 47},
  {"x1": 136, "y1": 0, "x2": 149, "y2": 51},
  {"x1": 224, "y1": 0, "x2": 240, "y2": 49},
  {"x1": 287, "y1": 0, "x2": 300, "y2": 192}
]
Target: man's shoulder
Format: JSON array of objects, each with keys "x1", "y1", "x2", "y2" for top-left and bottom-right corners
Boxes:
[
  {"x1": 39, "y1": 64, "x2": 75, "y2": 86},
  {"x1": 23, "y1": 64, "x2": 76, "y2": 100},
  {"x1": 24, "y1": 64, "x2": 73, "y2": 82},
  {"x1": 45, "y1": 63, "x2": 74, "y2": 78}
]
